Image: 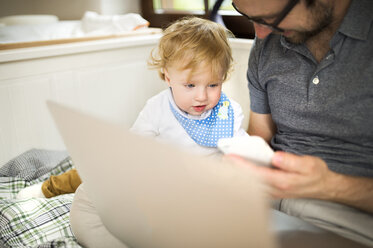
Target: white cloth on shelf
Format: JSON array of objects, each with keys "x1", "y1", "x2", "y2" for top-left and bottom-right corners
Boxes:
[
  {"x1": 0, "y1": 12, "x2": 150, "y2": 44},
  {"x1": 81, "y1": 11, "x2": 149, "y2": 35}
]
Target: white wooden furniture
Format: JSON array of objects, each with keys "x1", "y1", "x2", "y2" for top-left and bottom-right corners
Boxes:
[{"x1": 0, "y1": 35, "x2": 253, "y2": 166}]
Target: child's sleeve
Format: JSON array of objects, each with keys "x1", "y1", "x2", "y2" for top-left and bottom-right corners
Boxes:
[{"x1": 130, "y1": 98, "x2": 160, "y2": 137}]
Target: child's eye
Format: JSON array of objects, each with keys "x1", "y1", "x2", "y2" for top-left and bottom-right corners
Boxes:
[
  {"x1": 185, "y1": 84, "x2": 195, "y2": 88},
  {"x1": 209, "y1": 83, "x2": 219, "y2": 88}
]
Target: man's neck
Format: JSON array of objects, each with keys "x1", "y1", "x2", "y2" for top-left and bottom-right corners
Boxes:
[{"x1": 306, "y1": 0, "x2": 352, "y2": 63}]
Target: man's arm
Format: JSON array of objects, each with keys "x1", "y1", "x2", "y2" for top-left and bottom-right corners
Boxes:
[
  {"x1": 248, "y1": 112, "x2": 276, "y2": 144},
  {"x1": 269, "y1": 152, "x2": 373, "y2": 213},
  {"x1": 328, "y1": 169, "x2": 373, "y2": 213},
  {"x1": 237, "y1": 112, "x2": 373, "y2": 213}
]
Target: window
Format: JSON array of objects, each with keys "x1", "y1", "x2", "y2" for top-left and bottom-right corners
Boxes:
[
  {"x1": 141, "y1": 0, "x2": 254, "y2": 39},
  {"x1": 153, "y1": 0, "x2": 206, "y2": 12},
  {"x1": 152, "y1": 0, "x2": 232, "y2": 12}
]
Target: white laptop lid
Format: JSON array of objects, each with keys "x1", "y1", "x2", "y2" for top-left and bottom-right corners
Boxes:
[{"x1": 47, "y1": 101, "x2": 276, "y2": 248}]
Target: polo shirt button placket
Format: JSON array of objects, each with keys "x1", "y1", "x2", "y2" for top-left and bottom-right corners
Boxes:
[{"x1": 312, "y1": 76, "x2": 320, "y2": 85}]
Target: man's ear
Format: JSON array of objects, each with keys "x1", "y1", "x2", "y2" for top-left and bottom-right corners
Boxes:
[{"x1": 163, "y1": 68, "x2": 171, "y2": 87}]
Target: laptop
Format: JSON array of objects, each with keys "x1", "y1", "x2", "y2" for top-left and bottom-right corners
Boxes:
[{"x1": 47, "y1": 100, "x2": 276, "y2": 248}]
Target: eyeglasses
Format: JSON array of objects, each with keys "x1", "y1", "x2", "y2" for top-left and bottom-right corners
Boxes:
[{"x1": 232, "y1": 0, "x2": 299, "y2": 33}]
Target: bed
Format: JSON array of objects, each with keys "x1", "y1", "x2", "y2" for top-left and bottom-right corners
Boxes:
[
  {"x1": 0, "y1": 29, "x2": 253, "y2": 247},
  {"x1": 0, "y1": 149, "x2": 79, "y2": 247}
]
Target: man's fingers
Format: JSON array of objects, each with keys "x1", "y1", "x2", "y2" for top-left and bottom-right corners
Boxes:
[
  {"x1": 226, "y1": 154, "x2": 293, "y2": 186},
  {"x1": 271, "y1": 151, "x2": 307, "y2": 173}
]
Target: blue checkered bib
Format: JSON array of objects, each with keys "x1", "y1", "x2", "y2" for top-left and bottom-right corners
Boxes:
[{"x1": 169, "y1": 92, "x2": 234, "y2": 147}]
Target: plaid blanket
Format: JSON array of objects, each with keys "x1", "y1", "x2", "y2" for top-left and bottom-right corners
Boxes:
[{"x1": 0, "y1": 149, "x2": 82, "y2": 248}]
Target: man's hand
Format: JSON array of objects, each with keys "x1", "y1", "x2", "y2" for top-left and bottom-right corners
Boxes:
[{"x1": 227, "y1": 151, "x2": 373, "y2": 213}]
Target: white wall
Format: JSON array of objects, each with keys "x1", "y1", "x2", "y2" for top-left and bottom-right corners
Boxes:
[
  {"x1": 0, "y1": 0, "x2": 140, "y2": 20},
  {"x1": 0, "y1": 34, "x2": 164, "y2": 166},
  {"x1": 0, "y1": 36, "x2": 252, "y2": 166},
  {"x1": 101, "y1": 0, "x2": 140, "y2": 16}
]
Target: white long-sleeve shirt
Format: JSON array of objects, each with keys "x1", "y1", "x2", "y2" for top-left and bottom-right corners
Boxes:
[{"x1": 131, "y1": 88, "x2": 248, "y2": 157}]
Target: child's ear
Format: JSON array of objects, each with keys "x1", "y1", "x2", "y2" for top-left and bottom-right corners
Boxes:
[{"x1": 163, "y1": 68, "x2": 171, "y2": 86}]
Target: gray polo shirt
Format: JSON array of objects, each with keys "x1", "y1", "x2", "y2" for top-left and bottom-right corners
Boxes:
[{"x1": 247, "y1": 0, "x2": 373, "y2": 177}]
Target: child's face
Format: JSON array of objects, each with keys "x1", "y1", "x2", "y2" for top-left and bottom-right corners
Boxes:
[{"x1": 164, "y1": 63, "x2": 223, "y2": 116}]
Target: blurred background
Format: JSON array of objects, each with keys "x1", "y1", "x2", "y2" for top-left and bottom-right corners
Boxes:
[{"x1": 0, "y1": 0, "x2": 254, "y2": 38}]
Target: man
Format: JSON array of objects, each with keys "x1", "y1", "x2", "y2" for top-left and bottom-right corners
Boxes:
[{"x1": 230, "y1": 0, "x2": 373, "y2": 245}]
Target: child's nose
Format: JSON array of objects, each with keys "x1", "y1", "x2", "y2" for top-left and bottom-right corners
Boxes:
[{"x1": 195, "y1": 88, "x2": 208, "y2": 101}]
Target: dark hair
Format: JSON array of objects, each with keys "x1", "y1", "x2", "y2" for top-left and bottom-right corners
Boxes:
[{"x1": 304, "y1": 0, "x2": 316, "y2": 7}]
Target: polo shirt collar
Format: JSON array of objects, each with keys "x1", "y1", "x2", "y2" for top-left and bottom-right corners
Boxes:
[{"x1": 338, "y1": 0, "x2": 373, "y2": 41}]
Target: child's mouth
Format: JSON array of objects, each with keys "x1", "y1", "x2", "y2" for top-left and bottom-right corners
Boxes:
[{"x1": 193, "y1": 105, "x2": 206, "y2": 112}]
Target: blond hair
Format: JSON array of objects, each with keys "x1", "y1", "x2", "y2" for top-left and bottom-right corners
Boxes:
[{"x1": 149, "y1": 16, "x2": 234, "y2": 82}]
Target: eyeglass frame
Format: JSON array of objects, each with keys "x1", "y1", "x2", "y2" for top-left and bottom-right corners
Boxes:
[{"x1": 232, "y1": 0, "x2": 300, "y2": 33}]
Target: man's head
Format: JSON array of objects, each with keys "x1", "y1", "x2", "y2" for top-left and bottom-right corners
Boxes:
[{"x1": 232, "y1": 0, "x2": 336, "y2": 43}]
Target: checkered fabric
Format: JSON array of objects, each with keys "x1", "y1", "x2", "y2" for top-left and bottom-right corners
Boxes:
[
  {"x1": 0, "y1": 151, "x2": 82, "y2": 248},
  {"x1": 0, "y1": 149, "x2": 69, "y2": 181}
]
